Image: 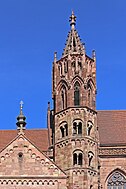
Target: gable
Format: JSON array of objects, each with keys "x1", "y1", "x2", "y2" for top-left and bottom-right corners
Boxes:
[
  {"x1": 0, "y1": 133, "x2": 66, "y2": 178},
  {"x1": 0, "y1": 129, "x2": 49, "y2": 152}
]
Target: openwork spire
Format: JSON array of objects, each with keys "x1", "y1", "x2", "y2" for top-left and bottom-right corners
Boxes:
[
  {"x1": 62, "y1": 11, "x2": 85, "y2": 56},
  {"x1": 16, "y1": 101, "x2": 26, "y2": 131}
]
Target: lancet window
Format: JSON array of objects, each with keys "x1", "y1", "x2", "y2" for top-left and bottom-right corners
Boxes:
[
  {"x1": 74, "y1": 81, "x2": 80, "y2": 106},
  {"x1": 61, "y1": 86, "x2": 67, "y2": 110}
]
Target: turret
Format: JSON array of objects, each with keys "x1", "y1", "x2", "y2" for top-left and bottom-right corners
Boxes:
[{"x1": 53, "y1": 12, "x2": 99, "y2": 189}]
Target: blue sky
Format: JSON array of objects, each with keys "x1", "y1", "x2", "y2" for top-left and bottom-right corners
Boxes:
[{"x1": 0, "y1": 0, "x2": 126, "y2": 129}]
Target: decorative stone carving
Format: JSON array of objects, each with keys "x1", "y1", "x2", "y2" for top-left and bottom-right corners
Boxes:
[{"x1": 99, "y1": 148, "x2": 126, "y2": 156}]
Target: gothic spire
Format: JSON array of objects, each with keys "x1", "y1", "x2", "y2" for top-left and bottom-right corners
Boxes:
[
  {"x1": 16, "y1": 101, "x2": 26, "y2": 130},
  {"x1": 62, "y1": 11, "x2": 85, "y2": 56}
]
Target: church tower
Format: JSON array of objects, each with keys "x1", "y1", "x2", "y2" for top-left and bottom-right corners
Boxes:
[{"x1": 52, "y1": 12, "x2": 99, "y2": 189}]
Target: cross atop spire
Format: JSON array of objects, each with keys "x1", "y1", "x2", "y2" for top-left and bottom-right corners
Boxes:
[
  {"x1": 69, "y1": 11, "x2": 76, "y2": 30},
  {"x1": 16, "y1": 101, "x2": 26, "y2": 131},
  {"x1": 20, "y1": 100, "x2": 23, "y2": 115}
]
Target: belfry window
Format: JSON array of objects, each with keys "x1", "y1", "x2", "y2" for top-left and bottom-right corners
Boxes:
[
  {"x1": 87, "y1": 121, "x2": 93, "y2": 136},
  {"x1": 74, "y1": 82, "x2": 80, "y2": 106},
  {"x1": 78, "y1": 122, "x2": 82, "y2": 134},
  {"x1": 107, "y1": 171, "x2": 126, "y2": 189},
  {"x1": 88, "y1": 151, "x2": 94, "y2": 167},
  {"x1": 64, "y1": 124, "x2": 68, "y2": 136},
  {"x1": 78, "y1": 153, "x2": 83, "y2": 165},
  {"x1": 73, "y1": 151, "x2": 83, "y2": 166},
  {"x1": 73, "y1": 153, "x2": 77, "y2": 165},
  {"x1": 60, "y1": 126, "x2": 64, "y2": 138},
  {"x1": 73, "y1": 120, "x2": 82, "y2": 135},
  {"x1": 60, "y1": 122, "x2": 68, "y2": 138},
  {"x1": 73, "y1": 122, "x2": 77, "y2": 135}
]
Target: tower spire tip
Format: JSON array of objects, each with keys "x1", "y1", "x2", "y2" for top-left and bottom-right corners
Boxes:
[{"x1": 69, "y1": 11, "x2": 76, "y2": 30}]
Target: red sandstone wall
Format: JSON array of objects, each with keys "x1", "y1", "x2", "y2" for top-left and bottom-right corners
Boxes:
[{"x1": 100, "y1": 156, "x2": 126, "y2": 189}]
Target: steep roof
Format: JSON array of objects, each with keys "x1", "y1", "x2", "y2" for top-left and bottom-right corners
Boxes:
[
  {"x1": 62, "y1": 11, "x2": 85, "y2": 57},
  {"x1": 98, "y1": 110, "x2": 126, "y2": 146},
  {"x1": 0, "y1": 129, "x2": 49, "y2": 152}
]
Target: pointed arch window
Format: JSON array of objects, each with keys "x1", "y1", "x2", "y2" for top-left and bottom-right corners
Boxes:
[
  {"x1": 74, "y1": 81, "x2": 80, "y2": 106},
  {"x1": 87, "y1": 80, "x2": 94, "y2": 107},
  {"x1": 61, "y1": 86, "x2": 67, "y2": 110},
  {"x1": 107, "y1": 171, "x2": 126, "y2": 189},
  {"x1": 61, "y1": 90, "x2": 65, "y2": 109}
]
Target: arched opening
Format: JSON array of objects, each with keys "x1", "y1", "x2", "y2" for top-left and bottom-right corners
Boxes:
[
  {"x1": 87, "y1": 80, "x2": 94, "y2": 107},
  {"x1": 61, "y1": 90, "x2": 65, "y2": 109},
  {"x1": 74, "y1": 81, "x2": 80, "y2": 106},
  {"x1": 64, "y1": 124, "x2": 68, "y2": 136},
  {"x1": 73, "y1": 120, "x2": 82, "y2": 135},
  {"x1": 78, "y1": 122, "x2": 82, "y2": 135},
  {"x1": 88, "y1": 151, "x2": 94, "y2": 167},
  {"x1": 61, "y1": 86, "x2": 67, "y2": 110},
  {"x1": 73, "y1": 150, "x2": 83, "y2": 166},
  {"x1": 73, "y1": 122, "x2": 77, "y2": 135},
  {"x1": 64, "y1": 61, "x2": 68, "y2": 73},
  {"x1": 60, "y1": 122, "x2": 68, "y2": 138},
  {"x1": 73, "y1": 153, "x2": 77, "y2": 165},
  {"x1": 60, "y1": 126, "x2": 64, "y2": 138},
  {"x1": 87, "y1": 121, "x2": 93, "y2": 136},
  {"x1": 78, "y1": 153, "x2": 82, "y2": 165},
  {"x1": 107, "y1": 171, "x2": 126, "y2": 189}
]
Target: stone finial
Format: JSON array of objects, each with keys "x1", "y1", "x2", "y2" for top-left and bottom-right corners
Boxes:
[
  {"x1": 69, "y1": 11, "x2": 76, "y2": 30},
  {"x1": 20, "y1": 100, "x2": 23, "y2": 114},
  {"x1": 54, "y1": 52, "x2": 57, "y2": 63},
  {"x1": 92, "y1": 50, "x2": 96, "y2": 61},
  {"x1": 48, "y1": 101, "x2": 50, "y2": 110},
  {"x1": 16, "y1": 101, "x2": 26, "y2": 131}
]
